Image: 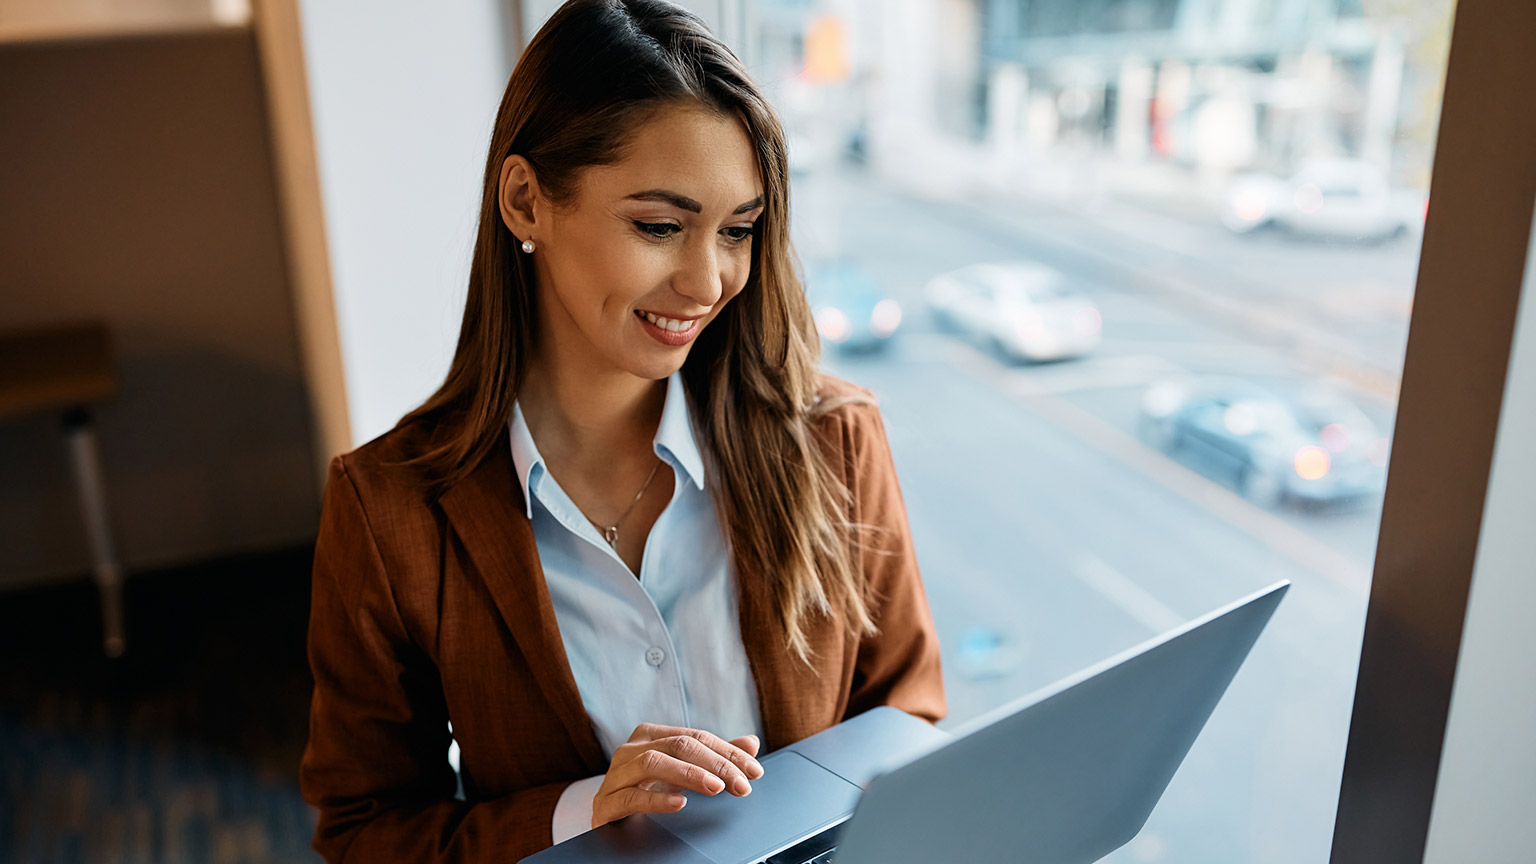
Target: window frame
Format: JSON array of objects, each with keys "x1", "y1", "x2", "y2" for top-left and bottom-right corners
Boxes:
[{"x1": 1329, "y1": 0, "x2": 1536, "y2": 860}]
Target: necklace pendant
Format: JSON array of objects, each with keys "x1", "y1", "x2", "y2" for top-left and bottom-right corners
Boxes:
[{"x1": 602, "y1": 525, "x2": 619, "y2": 548}]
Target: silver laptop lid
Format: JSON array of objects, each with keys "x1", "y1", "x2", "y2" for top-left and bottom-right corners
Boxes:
[{"x1": 834, "y1": 580, "x2": 1290, "y2": 864}]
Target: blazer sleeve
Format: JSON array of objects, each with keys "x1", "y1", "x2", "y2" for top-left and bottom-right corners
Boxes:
[
  {"x1": 839, "y1": 403, "x2": 947, "y2": 725},
  {"x1": 300, "y1": 457, "x2": 572, "y2": 863}
]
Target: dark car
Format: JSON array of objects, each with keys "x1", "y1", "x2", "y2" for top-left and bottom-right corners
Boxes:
[
  {"x1": 1138, "y1": 376, "x2": 1391, "y2": 508},
  {"x1": 804, "y1": 262, "x2": 903, "y2": 352}
]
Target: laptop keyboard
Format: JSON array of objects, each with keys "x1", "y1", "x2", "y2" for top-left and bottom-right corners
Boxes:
[{"x1": 762, "y1": 823, "x2": 842, "y2": 864}]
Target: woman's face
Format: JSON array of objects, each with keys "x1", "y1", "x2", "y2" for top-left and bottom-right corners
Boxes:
[{"x1": 518, "y1": 104, "x2": 765, "y2": 383}]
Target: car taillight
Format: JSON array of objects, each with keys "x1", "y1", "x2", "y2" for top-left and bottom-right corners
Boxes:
[
  {"x1": 1294, "y1": 445, "x2": 1331, "y2": 480},
  {"x1": 1233, "y1": 188, "x2": 1268, "y2": 222},
  {"x1": 1319, "y1": 423, "x2": 1349, "y2": 453}
]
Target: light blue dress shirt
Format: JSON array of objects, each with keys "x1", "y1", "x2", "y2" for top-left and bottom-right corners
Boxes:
[{"x1": 509, "y1": 373, "x2": 763, "y2": 841}]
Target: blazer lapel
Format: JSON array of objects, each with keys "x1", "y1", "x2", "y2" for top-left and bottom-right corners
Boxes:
[{"x1": 438, "y1": 445, "x2": 607, "y2": 774}]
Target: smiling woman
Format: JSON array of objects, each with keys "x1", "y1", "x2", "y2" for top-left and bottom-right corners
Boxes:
[
  {"x1": 297, "y1": 1, "x2": 944, "y2": 862},
  {"x1": 499, "y1": 104, "x2": 765, "y2": 381}
]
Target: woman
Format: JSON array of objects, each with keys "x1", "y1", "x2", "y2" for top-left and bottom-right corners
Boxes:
[{"x1": 298, "y1": 1, "x2": 944, "y2": 861}]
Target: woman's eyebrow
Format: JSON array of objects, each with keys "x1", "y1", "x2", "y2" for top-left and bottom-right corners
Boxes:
[
  {"x1": 732, "y1": 195, "x2": 765, "y2": 214},
  {"x1": 625, "y1": 190, "x2": 764, "y2": 215}
]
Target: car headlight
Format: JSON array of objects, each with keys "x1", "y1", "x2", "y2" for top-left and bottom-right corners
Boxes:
[
  {"x1": 869, "y1": 299, "x2": 902, "y2": 337},
  {"x1": 815, "y1": 307, "x2": 851, "y2": 343},
  {"x1": 1143, "y1": 383, "x2": 1185, "y2": 418}
]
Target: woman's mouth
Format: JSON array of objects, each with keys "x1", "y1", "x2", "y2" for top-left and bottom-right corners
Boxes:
[{"x1": 635, "y1": 310, "x2": 701, "y2": 347}]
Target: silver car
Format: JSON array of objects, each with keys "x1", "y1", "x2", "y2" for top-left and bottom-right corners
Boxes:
[
  {"x1": 1138, "y1": 376, "x2": 1391, "y2": 508},
  {"x1": 1221, "y1": 159, "x2": 1424, "y2": 242},
  {"x1": 925, "y1": 262, "x2": 1103, "y2": 363}
]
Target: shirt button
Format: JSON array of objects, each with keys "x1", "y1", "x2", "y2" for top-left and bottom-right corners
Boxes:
[{"x1": 645, "y1": 647, "x2": 666, "y2": 667}]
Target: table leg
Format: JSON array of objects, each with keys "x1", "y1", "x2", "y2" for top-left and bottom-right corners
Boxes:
[{"x1": 64, "y1": 408, "x2": 126, "y2": 658}]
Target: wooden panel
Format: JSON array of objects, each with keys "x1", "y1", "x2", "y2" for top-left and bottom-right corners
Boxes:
[{"x1": 1329, "y1": 0, "x2": 1536, "y2": 860}]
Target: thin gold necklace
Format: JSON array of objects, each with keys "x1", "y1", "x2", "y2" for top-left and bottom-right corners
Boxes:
[{"x1": 596, "y1": 457, "x2": 662, "y2": 550}]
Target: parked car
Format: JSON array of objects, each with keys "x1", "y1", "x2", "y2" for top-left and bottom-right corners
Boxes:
[
  {"x1": 925, "y1": 262, "x2": 1102, "y2": 362},
  {"x1": 805, "y1": 262, "x2": 903, "y2": 352},
  {"x1": 1138, "y1": 376, "x2": 1391, "y2": 508},
  {"x1": 1221, "y1": 159, "x2": 1423, "y2": 242}
]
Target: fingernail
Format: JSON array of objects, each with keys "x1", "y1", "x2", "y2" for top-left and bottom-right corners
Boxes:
[
  {"x1": 735, "y1": 778, "x2": 752, "y2": 796},
  {"x1": 676, "y1": 796, "x2": 687, "y2": 809},
  {"x1": 707, "y1": 777, "x2": 725, "y2": 795}
]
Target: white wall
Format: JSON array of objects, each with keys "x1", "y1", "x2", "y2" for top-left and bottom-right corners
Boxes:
[
  {"x1": 1421, "y1": 205, "x2": 1536, "y2": 861},
  {"x1": 296, "y1": 0, "x2": 513, "y2": 446}
]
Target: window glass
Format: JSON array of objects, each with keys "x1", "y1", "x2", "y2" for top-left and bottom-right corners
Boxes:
[{"x1": 745, "y1": 0, "x2": 1455, "y2": 860}]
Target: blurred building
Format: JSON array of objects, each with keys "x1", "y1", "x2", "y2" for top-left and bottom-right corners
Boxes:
[
  {"x1": 974, "y1": 0, "x2": 1451, "y2": 184},
  {"x1": 755, "y1": 0, "x2": 1450, "y2": 194}
]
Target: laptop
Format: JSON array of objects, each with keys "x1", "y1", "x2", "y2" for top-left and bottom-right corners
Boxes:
[{"x1": 523, "y1": 580, "x2": 1289, "y2": 864}]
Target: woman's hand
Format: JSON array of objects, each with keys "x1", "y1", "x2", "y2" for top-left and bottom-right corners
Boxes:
[{"x1": 591, "y1": 723, "x2": 765, "y2": 829}]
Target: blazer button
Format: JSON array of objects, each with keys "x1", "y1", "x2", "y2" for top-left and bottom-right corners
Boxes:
[{"x1": 645, "y1": 647, "x2": 666, "y2": 667}]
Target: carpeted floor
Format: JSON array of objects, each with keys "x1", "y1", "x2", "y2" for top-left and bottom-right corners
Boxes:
[{"x1": 0, "y1": 546, "x2": 320, "y2": 864}]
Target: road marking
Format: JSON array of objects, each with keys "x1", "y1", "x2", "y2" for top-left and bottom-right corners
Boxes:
[
  {"x1": 1074, "y1": 553, "x2": 1186, "y2": 634},
  {"x1": 931, "y1": 335, "x2": 1373, "y2": 599}
]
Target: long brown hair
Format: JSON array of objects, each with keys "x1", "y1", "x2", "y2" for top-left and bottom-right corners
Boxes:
[{"x1": 400, "y1": 0, "x2": 876, "y2": 661}]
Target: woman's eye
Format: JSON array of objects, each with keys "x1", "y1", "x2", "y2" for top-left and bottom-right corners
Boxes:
[
  {"x1": 722, "y1": 226, "x2": 755, "y2": 243},
  {"x1": 634, "y1": 221, "x2": 680, "y2": 239}
]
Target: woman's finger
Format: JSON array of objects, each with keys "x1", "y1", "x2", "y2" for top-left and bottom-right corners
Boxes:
[
  {"x1": 647, "y1": 725, "x2": 765, "y2": 781},
  {"x1": 615, "y1": 748, "x2": 728, "y2": 797},
  {"x1": 728, "y1": 734, "x2": 761, "y2": 758},
  {"x1": 595, "y1": 785, "x2": 687, "y2": 827},
  {"x1": 658, "y1": 734, "x2": 764, "y2": 796}
]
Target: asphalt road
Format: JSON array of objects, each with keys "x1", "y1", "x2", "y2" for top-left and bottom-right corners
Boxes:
[{"x1": 796, "y1": 165, "x2": 1423, "y2": 864}]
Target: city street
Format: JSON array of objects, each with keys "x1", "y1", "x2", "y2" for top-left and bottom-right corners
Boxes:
[{"x1": 797, "y1": 165, "x2": 1421, "y2": 863}]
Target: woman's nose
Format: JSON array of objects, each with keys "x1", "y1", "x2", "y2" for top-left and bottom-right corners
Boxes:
[{"x1": 673, "y1": 237, "x2": 725, "y2": 307}]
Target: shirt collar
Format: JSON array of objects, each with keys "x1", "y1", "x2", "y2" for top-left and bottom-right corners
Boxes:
[{"x1": 508, "y1": 372, "x2": 706, "y2": 519}]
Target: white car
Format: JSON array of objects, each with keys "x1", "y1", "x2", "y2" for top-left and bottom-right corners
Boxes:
[
  {"x1": 925, "y1": 262, "x2": 1103, "y2": 362},
  {"x1": 1221, "y1": 159, "x2": 1423, "y2": 242}
]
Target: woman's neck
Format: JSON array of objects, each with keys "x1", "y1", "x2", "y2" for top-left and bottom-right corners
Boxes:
[{"x1": 518, "y1": 358, "x2": 667, "y2": 470}]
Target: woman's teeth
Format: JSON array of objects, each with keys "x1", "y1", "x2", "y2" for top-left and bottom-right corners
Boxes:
[{"x1": 640, "y1": 311, "x2": 693, "y2": 332}]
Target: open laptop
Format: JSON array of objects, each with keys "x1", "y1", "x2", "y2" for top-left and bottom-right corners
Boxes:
[{"x1": 523, "y1": 580, "x2": 1289, "y2": 864}]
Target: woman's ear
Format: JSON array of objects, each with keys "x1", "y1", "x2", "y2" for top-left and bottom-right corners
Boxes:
[{"x1": 498, "y1": 154, "x2": 542, "y2": 242}]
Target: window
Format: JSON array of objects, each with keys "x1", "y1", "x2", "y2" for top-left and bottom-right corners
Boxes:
[{"x1": 743, "y1": 0, "x2": 1456, "y2": 860}]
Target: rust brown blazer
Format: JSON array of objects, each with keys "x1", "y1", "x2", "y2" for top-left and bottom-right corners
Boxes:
[{"x1": 299, "y1": 376, "x2": 945, "y2": 863}]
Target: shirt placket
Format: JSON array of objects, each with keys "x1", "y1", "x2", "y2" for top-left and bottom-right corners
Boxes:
[{"x1": 535, "y1": 460, "x2": 691, "y2": 730}]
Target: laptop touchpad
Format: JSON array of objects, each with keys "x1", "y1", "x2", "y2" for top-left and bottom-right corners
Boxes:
[{"x1": 647, "y1": 751, "x2": 860, "y2": 864}]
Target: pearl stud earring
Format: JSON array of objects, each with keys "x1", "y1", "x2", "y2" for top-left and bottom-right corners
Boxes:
[{"x1": 521, "y1": 239, "x2": 535, "y2": 254}]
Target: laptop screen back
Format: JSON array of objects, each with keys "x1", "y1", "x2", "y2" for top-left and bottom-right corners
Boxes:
[{"x1": 833, "y1": 581, "x2": 1288, "y2": 864}]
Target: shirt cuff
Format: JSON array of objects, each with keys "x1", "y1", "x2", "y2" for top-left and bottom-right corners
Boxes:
[{"x1": 551, "y1": 774, "x2": 606, "y2": 845}]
